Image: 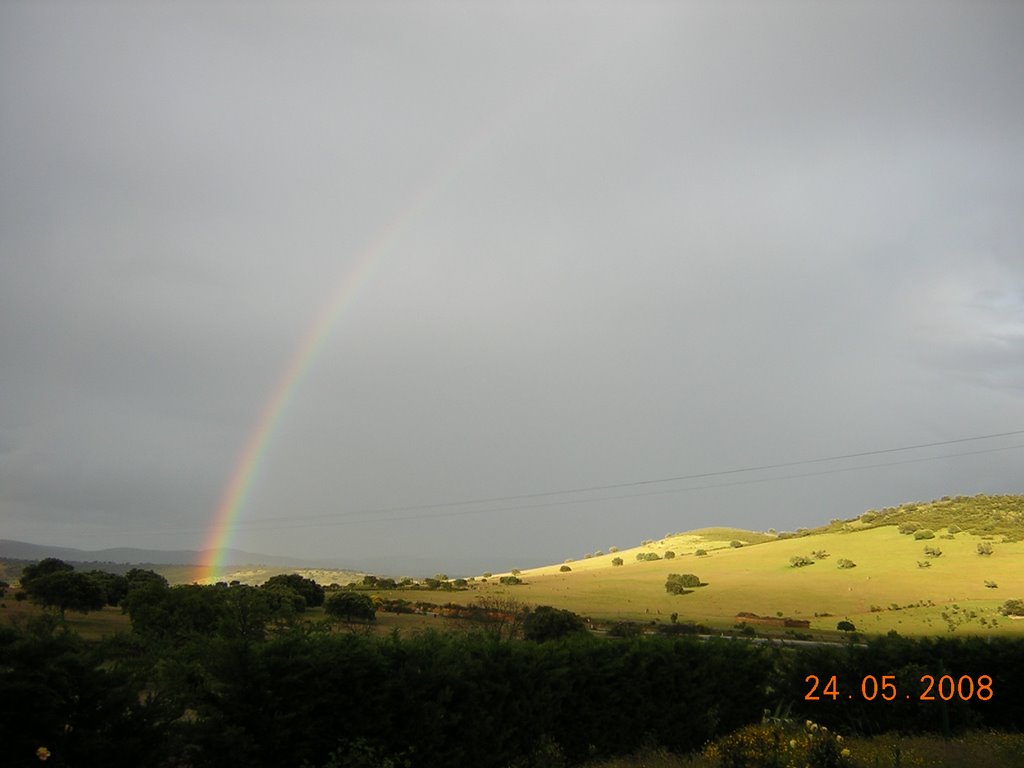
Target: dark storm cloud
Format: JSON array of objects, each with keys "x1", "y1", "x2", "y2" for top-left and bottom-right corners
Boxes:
[{"x1": 1, "y1": 1, "x2": 1022, "y2": 571}]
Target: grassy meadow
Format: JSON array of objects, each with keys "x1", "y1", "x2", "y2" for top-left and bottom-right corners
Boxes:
[
  {"x1": 467, "y1": 523, "x2": 1024, "y2": 637},
  {"x1": 6, "y1": 496, "x2": 1023, "y2": 641}
]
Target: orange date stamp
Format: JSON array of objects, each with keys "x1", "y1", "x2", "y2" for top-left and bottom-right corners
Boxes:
[{"x1": 804, "y1": 674, "x2": 993, "y2": 702}]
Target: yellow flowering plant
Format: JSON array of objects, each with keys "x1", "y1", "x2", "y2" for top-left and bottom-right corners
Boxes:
[{"x1": 703, "y1": 717, "x2": 852, "y2": 768}]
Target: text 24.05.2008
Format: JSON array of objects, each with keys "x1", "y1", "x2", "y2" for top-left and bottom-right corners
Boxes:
[{"x1": 804, "y1": 674, "x2": 993, "y2": 702}]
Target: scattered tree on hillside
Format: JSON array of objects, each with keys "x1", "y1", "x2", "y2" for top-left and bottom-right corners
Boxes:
[
  {"x1": 695, "y1": 549, "x2": 708, "y2": 556},
  {"x1": 559, "y1": 565, "x2": 572, "y2": 572},
  {"x1": 522, "y1": 605, "x2": 586, "y2": 642},
  {"x1": 325, "y1": 591, "x2": 376, "y2": 623},
  {"x1": 664, "y1": 551, "x2": 676, "y2": 560},
  {"x1": 499, "y1": 575, "x2": 522, "y2": 585},
  {"x1": 977, "y1": 542, "x2": 994, "y2": 556},
  {"x1": 611, "y1": 557, "x2": 623, "y2": 567},
  {"x1": 836, "y1": 620, "x2": 856, "y2": 633},
  {"x1": 984, "y1": 580, "x2": 998, "y2": 589},
  {"x1": 836, "y1": 558, "x2": 856, "y2": 569},
  {"x1": 1000, "y1": 599, "x2": 1024, "y2": 616},
  {"x1": 923, "y1": 546, "x2": 942, "y2": 558},
  {"x1": 812, "y1": 550, "x2": 829, "y2": 560},
  {"x1": 730, "y1": 540, "x2": 743, "y2": 548},
  {"x1": 665, "y1": 573, "x2": 701, "y2": 594},
  {"x1": 789, "y1": 556, "x2": 814, "y2": 568},
  {"x1": 914, "y1": 529, "x2": 935, "y2": 540}
]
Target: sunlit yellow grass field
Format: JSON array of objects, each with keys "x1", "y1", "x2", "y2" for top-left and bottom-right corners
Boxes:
[
  {"x1": 462, "y1": 525, "x2": 1024, "y2": 636},
  {"x1": 7, "y1": 520, "x2": 1022, "y2": 641}
]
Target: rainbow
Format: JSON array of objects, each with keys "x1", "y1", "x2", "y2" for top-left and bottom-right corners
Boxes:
[
  {"x1": 194, "y1": 188, "x2": 454, "y2": 584},
  {"x1": 193, "y1": 245, "x2": 381, "y2": 583},
  {"x1": 193, "y1": 51, "x2": 601, "y2": 583}
]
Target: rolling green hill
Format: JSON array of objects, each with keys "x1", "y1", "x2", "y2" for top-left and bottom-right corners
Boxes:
[{"x1": 457, "y1": 494, "x2": 1024, "y2": 637}]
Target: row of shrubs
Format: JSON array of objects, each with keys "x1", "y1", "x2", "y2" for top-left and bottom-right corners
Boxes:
[{"x1": 5, "y1": 615, "x2": 1024, "y2": 768}]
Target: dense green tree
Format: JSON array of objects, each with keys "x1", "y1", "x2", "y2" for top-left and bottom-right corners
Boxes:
[
  {"x1": 20, "y1": 557, "x2": 74, "y2": 586},
  {"x1": 84, "y1": 570, "x2": 129, "y2": 606},
  {"x1": 665, "y1": 573, "x2": 701, "y2": 595},
  {"x1": 522, "y1": 605, "x2": 586, "y2": 642},
  {"x1": 611, "y1": 557, "x2": 623, "y2": 566},
  {"x1": 23, "y1": 570, "x2": 106, "y2": 618},
  {"x1": 836, "y1": 620, "x2": 856, "y2": 632},
  {"x1": 0, "y1": 618, "x2": 180, "y2": 766},
  {"x1": 1000, "y1": 599, "x2": 1024, "y2": 616},
  {"x1": 219, "y1": 584, "x2": 273, "y2": 641},
  {"x1": 325, "y1": 591, "x2": 376, "y2": 622},
  {"x1": 123, "y1": 583, "x2": 225, "y2": 643},
  {"x1": 262, "y1": 573, "x2": 324, "y2": 607},
  {"x1": 124, "y1": 568, "x2": 169, "y2": 591},
  {"x1": 262, "y1": 582, "x2": 307, "y2": 615}
]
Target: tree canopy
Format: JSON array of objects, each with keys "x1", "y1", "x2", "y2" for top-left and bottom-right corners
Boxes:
[
  {"x1": 262, "y1": 573, "x2": 324, "y2": 607},
  {"x1": 522, "y1": 605, "x2": 586, "y2": 641},
  {"x1": 22, "y1": 570, "x2": 106, "y2": 618},
  {"x1": 324, "y1": 591, "x2": 376, "y2": 622}
]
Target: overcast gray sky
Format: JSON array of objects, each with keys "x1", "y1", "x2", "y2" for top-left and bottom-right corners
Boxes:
[{"x1": 2, "y1": 1, "x2": 1023, "y2": 574}]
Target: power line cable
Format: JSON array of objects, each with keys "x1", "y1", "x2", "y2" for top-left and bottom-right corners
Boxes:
[
  {"x1": 236, "y1": 427, "x2": 1024, "y2": 524},
  {"x1": 232, "y1": 440, "x2": 1024, "y2": 531},
  {"x1": 135, "y1": 435, "x2": 1024, "y2": 535}
]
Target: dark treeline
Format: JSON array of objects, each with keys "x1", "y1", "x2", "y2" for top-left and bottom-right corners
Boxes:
[
  {"x1": 2, "y1": 572, "x2": 1023, "y2": 767},
  {"x1": 780, "y1": 634, "x2": 1024, "y2": 735}
]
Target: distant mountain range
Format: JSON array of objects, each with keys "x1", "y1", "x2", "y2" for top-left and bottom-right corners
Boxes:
[
  {"x1": 0, "y1": 539, "x2": 319, "y2": 568},
  {"x1": 0, "y1": 539, "x2": 520, "y2": 577}
]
